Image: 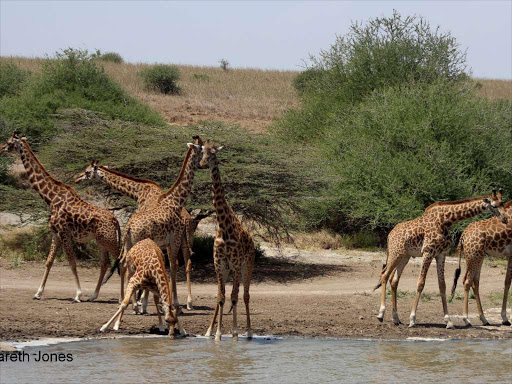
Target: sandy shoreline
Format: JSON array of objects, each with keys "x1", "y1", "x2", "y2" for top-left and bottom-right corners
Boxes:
[{"x1": 1, "y1": 246, "x2": 511, "y2": 343}]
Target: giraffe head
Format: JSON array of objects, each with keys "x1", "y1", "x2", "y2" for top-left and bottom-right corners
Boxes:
[
  {"x1": 1, "y1": 131, "x2": 23, "y2": 155},
  {"x1": 74, "y1": 160, "x2": 100, "y2": 183},
  {"x1": 199, "y1": 139, "x2": 224, "y2": 169},
  {"x1": 484, "y1": 188, "x2": 508, "y2": 224},
  {"x1": 162, "y1": 305, "x2": 180, "y2": 339},
  {"x1": 186, "y1": 135, "x2": 204, "y2": 168}
]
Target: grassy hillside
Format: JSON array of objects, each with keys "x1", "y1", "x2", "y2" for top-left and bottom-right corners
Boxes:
[
  {"x1": 1, "y1": 51, "x2": 511, "y2": 252},
  {"x1": 1, "y1": 56, "x2": 299, "y2": 133}
]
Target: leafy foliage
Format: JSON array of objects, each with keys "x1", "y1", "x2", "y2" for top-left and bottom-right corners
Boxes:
[
  {"x1": 97, "y1": 51, "x2": 124, "y2": 63},
  {"x1": 138, "y1": 64, "x2": 181, "y2": 95},
  {"x1": 0, "y1": 48, "x2": 164, "y2": 146},
  {"x1": 0, "y1": 62, "x2": 29, "y2": 98}
]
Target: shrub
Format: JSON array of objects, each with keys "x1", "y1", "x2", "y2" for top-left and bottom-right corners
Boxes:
[
  {"x1": 0, "y1": 63, "x2": 29, "y2": 98},
  {"x1": 98, "y1": 52, "x2": 124, "y2": 63},
  {"x1": 272, "y1": 10, "x2": 470, "y2": 143},
  {"x1": 0, "y1": 48, "x2": 164, "y2": 145},
  {"x1": 292, "y1": 68, "x2": 326, "y2": 96},
  {"x1": 219, "y1": 59, "x2": 230, "y2": 71},
  {"x1": 138, "y1": 64, "x2": 181, "y2": 95},
  {"x1": 323, "y1": 80, "x2": 512, "y2": 230}
]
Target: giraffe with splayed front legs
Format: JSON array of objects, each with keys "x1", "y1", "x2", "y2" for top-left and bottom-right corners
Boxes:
[
  {"x1": 374, "y1": 190, "x2": 508, "y2": 329},
  {"x1": 74, "y1": 160, "x2": 210, "y2": 310},
  {"x1": 103, "y1": 136, "x2": 204, "y2": 311},
  {"x1": 451, "y1": 198, "x2": 511, "y2": 326},
  {"x1": 100, "y1": 238, "x2": 186, "y2": 338},
  {"x1": 0, "y1": 132, "x2": 121, "y2": 302},
  {"x1": 200, "y1": 140, "x2": 255, "y2": 342}
]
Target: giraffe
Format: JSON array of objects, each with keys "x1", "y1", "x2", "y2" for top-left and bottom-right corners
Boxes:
[
  {"x1": 100, "y1": 238, "x2": 186, "y2": 338},
  {"x1": 0, "y1": 132, "x2": 121, "y2": 302},
  {"x1": 450, "y1": 199, "x2": 511, "y2": 326},
  {"x1": 74, "y1": 159, "x2": 209, "y2": 310},
  {"x1": 103, "y1": 136, "x2": 204, "y2": 312},
  {"x1": 374, "y1": 190, "x2": 508, "y2": 329},
  {"x1": 200, "y1": 140, "x2": 255, "y2": 342}
]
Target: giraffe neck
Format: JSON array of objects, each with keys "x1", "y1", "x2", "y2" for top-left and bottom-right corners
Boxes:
[
  {"x1": 97, "y1": 166, "x2": 159, "y2": 204},
  {"x1": 433, "y1": 198, "x2": 488, "y2": 226},
  {"x1": 210, "y1": 157, "x2": 232, "y2": 230},
  {"x1": 17, "y1": 140, "x2": 67, "y2": 206},
  {"x1": 160, "y1": 147, "x2": 198, "y2": 210}
]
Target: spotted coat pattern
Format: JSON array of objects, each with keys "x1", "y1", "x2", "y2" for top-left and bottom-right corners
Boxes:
[
  {"x1": 0, "y1": 133, "x2": 121, "y2": 302},
  {"x1": 451, "y1": 200, "x2": 512, "y2": 326},
  {"x1": 100, "y1": 238, "x2": 186, "y2": 338},
  {"x1": 375, "y1": 192, "x2": 508, "y2": 329},
  {"x1": 74, "y1": 159, "x2": 199, "y2": 309},
  {"x1": 200, "y1": 141, "x2": 255, "y2": 341}
]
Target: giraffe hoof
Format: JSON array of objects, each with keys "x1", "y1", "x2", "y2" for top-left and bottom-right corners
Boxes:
[
  {"x1": 72, "y1": 299, "x2": 81, "y2": 303},
  {"x1": 87, "y1": 297, "x2": 96, "y2": 302},
  {"x1": 408, "y1": 322, "x2": 416, "y2": 328},
  {"x1": 377, "y1": 316, "x2": 383, "y2": 323},
  {"x1": 32, "y1": 296, "x2": 41, "y2": 300},
  {"x1": 502, "y1": 320, "x2": 511, "y2": 326},
  {"x1": 394, "y1": 321, "x2": 403, "y2": 326},
  {"x1": 446, "y1": 322, "x2": 455, "y2": 330}
]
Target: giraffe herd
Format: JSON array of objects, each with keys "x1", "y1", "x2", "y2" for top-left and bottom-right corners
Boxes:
[{"x1": 1, "y1": 131, "x2": 511, "y2": 340}]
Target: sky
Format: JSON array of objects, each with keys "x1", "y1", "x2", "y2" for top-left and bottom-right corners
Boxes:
[{"x1": 0, "y1": 0, "x2": 511, "y2": 79}]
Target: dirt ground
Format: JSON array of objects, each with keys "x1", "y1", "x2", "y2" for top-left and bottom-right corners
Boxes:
[{"x1": 0, "y1": 245, "x2": 511, "y2": 343}]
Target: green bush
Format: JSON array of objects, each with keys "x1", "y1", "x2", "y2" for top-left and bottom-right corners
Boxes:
[
  {"x1": 139, "y1": 64, "x2": 181, "y2": 95},
  {"x1": 0, "y1": 48, "x2": 164, "y2": 145},
  {"x1": 272, "y1": 10, "x2": 470, "y2": 143},
  {"x1": 0, "y1": 63, "x2": 29, "y2": 98},
  {"x1": 292, "y1": 68, "x2": 326, "y2": 96},
  {"x1": 98, "y1": 52, "x2": 124, "y2": 63},
  {"x1": 323, "y1": 81, "x2": 512, "y2": 230}
]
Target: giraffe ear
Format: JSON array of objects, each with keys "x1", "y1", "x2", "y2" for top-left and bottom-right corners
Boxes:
[
  {"x1": 216, "y1": 146, "x2": 224, "y2": 151},
  {"x1": 483, "y1": 198, "x2": 491, "y2": 205},
  {"x1": 187, "y1": 143, "x2": 200, "y2": 149}
]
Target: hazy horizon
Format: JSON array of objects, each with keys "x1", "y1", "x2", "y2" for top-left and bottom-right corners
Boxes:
[{"x1": 1, "y1": 1, "x2": 511, "y2": 79}]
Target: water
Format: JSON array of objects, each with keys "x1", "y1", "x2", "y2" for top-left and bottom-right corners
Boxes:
[{"x1": 1, "y1": 336, "x2": 511, "y2": 383}]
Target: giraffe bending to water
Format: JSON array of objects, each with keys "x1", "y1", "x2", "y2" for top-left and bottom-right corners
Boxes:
[
  {"x1": 100, "y1": 238, "x2": 186, "y2": 338},
  {"x1": 451, "y1": 199, "x2": 511, "y2": 326},
  {"x1": 374, "y1": 190, "x2": 508, "y2": 329},
  {"x1": 1, "y1": 133, "x2": 121, "y2": 302},
  {"x1": 74, "y1": 160, "x2": 210, "y2": 310},
  {"x1": 200, "y1": 140, "x2": 255, "y2": 341},
  {"x1": 103, "y1": 137, "x2": 204, "y2": 311}
]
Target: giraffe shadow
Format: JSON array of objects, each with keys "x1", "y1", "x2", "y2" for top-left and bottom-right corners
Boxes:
[
  {"x1": 183, "y1": 257, "x2": 352, "y2": 285},
  {"x1": 47, "y1": 297, "x2": 119, "y2": 304}
]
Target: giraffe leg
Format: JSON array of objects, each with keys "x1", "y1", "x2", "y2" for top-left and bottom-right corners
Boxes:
[
  {"x1": 88, "y1": 246, "x2": 110, "y2": 302},
  {"x1": 463, "y1": 270, "x2": 472, "y2": 326},
  {"x1": 501, "y1": 256, "x2": 512, "y2": 326},
  {"x1": 139, "y1": 289, "x2": 149, "y2": 315},
  {"x1": 435, "y1": 253, "x2": 454, "y2": 329},
  {"x1": 119, "y1": 262, "x2": 126, "y2": 303},
  {"x1": 215, "y1": 266, "x2": 228, "y2": 342},
  {"x1": 231, "y1": 268, "x2": 241, "y2": 341},
  {"x1": 472, "y1": 275, "x2": 489, "y2": 326},
  {"x1": 61, "y1": 236, "x2": 83, "y2": 303},
  {"x1": 242, "y1": 254, "x2": 254, "y2": 339},
  {"x1": 101, "y1": 279, "x2": 137, "y2": 332},
  {"x1": 181, "y1": 234, "x2": 194, "y2": 310},
  {"x1": 154, "y1": 294, "x2": 166, "y2": 332},
  {"x1": 409, "y1": 252, "x2": 434, "y2": 328},
  {"x1": 167, "y1": 242, "x2": 181, "y2": 311},
  {"x1": 33, "y1": 234, "x2": 61, "y2": 300},
  {"x1": 377, "y1": 252, "x2": 403, "y2": 322},
  {"x1": 390, "y1": 257, "x2": 408, "y2": 326}
]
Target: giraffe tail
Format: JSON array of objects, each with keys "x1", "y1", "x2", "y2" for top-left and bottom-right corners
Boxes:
[
  {"x1": 450, "y1": 235, "x2": 464, "y2": 300},
  {"x1": 373, "y1": 249, "x2": 389, "y2": 291},
  {"x1": 103, "y1": 228, "x2": 128, "y2": 285}
]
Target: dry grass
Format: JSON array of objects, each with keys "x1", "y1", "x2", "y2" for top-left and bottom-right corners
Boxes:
[
  {"x1": 476, "y1": 78, "x2": 512, "y2": 101},
  {"x1": 2, "y1": 56, "x2": 511, "y2": 132},
  {"x1": 291, "y1": 230, "x2": 344, "y2": 251},
  {"x1": 101, "y1": 62, "x2": 299, "y2": 132}
]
